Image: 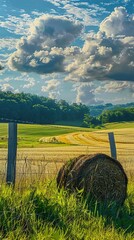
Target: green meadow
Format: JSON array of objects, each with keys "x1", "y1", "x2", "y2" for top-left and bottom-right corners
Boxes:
[
  {"x1": 0, "y1": 123, "x2": 87, "y2": 148},
  {"x1": 0, "y1": 122, "x2": 134, "y2": 148},
  {"x1": 104, "y1": 122, "x2": 134, "y2": 129}
]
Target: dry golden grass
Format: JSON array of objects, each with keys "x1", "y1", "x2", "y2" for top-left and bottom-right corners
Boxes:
[{"x1": 0, "y1": 128, "x2": 133, "y2": 186}]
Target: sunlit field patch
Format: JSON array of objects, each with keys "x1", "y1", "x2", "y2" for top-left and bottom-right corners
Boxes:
[
  {"x1": 0, "y1": 122, "x2": 133, "y2": 186},
  {"x1": 0, "y1": 122, "x2": 133, "y2": 239}
]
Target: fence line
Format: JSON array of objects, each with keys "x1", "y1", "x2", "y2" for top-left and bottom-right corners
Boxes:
[
  {"x1": 0, "y1": 121, "x2": 134, "y2": 188},
  {"x1": 0, "y1": 117, "x2": 34, "y2": 124}
]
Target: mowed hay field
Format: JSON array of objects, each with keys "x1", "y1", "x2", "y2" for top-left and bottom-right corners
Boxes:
[
  {"x1": 0, "y1": 122, "x2": 134, "y2": 185},
  {"x1": 0, "y1": 122, "x2": 134, "y2": 240}
]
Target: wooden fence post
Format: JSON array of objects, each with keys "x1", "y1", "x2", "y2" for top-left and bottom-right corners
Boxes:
[
  {"x1": 108, "y1": 132, "x2": 117, "y2": 159},
  {"x1": 6, "y1": 122, "x2": 17, "y2": 186}
]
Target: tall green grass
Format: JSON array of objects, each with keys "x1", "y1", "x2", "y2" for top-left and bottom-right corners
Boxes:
[{"x1": 0, "y1": 181, "x2": 133, "y2": 240}]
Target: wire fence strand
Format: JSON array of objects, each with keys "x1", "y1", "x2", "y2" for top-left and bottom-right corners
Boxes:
[{"x1": 0, "y1": 121, "x2": 134, "y2": 189}]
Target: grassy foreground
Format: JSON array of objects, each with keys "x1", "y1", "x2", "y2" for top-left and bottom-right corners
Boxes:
[{"x1": 0, "y1": 181, "x2": 134, "y2": 240}]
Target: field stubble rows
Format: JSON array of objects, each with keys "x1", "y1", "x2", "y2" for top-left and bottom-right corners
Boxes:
[{"x1": 0, "y1": 127, "x2": 134, "y2": 186}]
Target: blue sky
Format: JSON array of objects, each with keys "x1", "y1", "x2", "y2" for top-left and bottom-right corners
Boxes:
[{"x1": 0, "y1": 0, "x2": 134, "y2": 105}]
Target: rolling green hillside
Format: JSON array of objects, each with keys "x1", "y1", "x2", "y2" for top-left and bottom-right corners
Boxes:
[{"x1": 0, "y1": 122, "x2": 134, "y2": 148}]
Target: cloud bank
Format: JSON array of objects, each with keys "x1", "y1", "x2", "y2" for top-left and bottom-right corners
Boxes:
[
  {"x1": 41, "y1": 79, "x2": 60, "y2": 99},
  {"x1": 0, "y1": 83, "x2": 14, "y2": 92},
  {"x1": 100, "y1": 7, "x2": 134, "y2": 37},
  {"x1": 75, "y1": 83, "x2": 103, "y2": 105},
  {"x1": 95, "y1": 81, "x2": 134, "y2": 93},
  {"x1": 66, "y1": 7, "x2": 134, "y2": 82},
  {"x1": 8, "y1": 7, "x2": 134, "y2": 82},
  {"x1": 8, "y1": 15, "x2": 82, "y2": 74}
]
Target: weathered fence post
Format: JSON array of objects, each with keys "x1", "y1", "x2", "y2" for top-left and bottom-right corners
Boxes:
[
  {"x1": 6, "y1": 122, "x2": 17, "y2": 186},
  {"x1": 108, "y1": 132, "x2": 117, "y2": 159}
]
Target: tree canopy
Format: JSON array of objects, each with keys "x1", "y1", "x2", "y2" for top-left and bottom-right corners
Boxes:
[
  {"x1": 0, "y1": 91, "x2": 89, "y2": 124},
  {"x1": 0, "y1": 91, "x2": 133, "y2": 126}
]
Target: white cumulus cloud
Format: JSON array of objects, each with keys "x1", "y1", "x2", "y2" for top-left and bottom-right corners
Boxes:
[
  {"x1": 95, "y1": 81, "x2": 134, "y2": 93},
  {"x1": 0, "y1": 83, "x2": 14, "y2": 92},
  {"x1": 41, "y1": 79, "x2": 61, "y2": 99},
  {"x1": 8, "y1": 14, "x2": 82, "y2": 74},
  {"x1": 41, "y1": 79, "x2": 60, "y2": 92},
  {"x1": 75, "y1": 83, "x2": 103, "y2": 105},
  {"x1": 7, "y1": 7, "x2": 134, "y2": 83},
  {"x1": 100, "y1": 7, "x2": 134, "y2": 37},
  {"x1": 66, "y1": 7, "x2": 134, "y2": 82}
]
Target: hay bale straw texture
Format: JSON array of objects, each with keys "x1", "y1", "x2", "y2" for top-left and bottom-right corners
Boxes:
[{"x1": 57, "y1": 153, "x2": 128, "y2": 205}]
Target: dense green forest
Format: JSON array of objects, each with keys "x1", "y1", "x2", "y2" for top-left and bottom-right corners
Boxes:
[
  {"x1": 0, "y1": 91, "x2": 89, "y2": 124},
  {"x1": 90, "y1": 102, "x2": 134, "y2": 116},
  {"x1": 99, "y1": 107, "x2": 134, "y2": 123},
  {"x1": 0, "y1": 91, "x2": 134, "y2": 126},
  {"x1": 82, "y1": 107, "x2": 134, "y2": 128}
]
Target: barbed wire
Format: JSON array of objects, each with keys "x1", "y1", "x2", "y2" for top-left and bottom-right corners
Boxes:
[
  {"x1": 0, "y1": 117, "x2": 34, "y2": 124},
  {"x1": 0, "y1": 118, "x2": 133, "y2": 187}
]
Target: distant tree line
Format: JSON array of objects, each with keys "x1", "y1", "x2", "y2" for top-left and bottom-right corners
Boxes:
[
  {"x1": 90, "y1": 102, "x2": 134, "y2": 117},
  {"x1": 99, "y1": 107, "x2": 134, "y2": 124},
  {"x1": 82, "y1": 107, "x2": 134, "y2": 128},
  {"x1": 0, "y1": 91, "x2": 133, "y2": 126},
  {"x1": 0, "y1": 91, "x2": 89, "y2": 124}
]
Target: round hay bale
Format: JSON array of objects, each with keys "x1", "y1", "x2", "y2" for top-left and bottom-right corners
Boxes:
[{"x1": 57, "y1": 153, "x2": 128, "y2": 205}]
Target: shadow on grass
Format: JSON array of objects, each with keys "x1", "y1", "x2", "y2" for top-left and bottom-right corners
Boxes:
[
  {"x1": 31, "y1": 185, "x2": 134, "y2": 236},
  {"x1": 82, "y1": 192, "x2": 134, "y2": 234}
]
